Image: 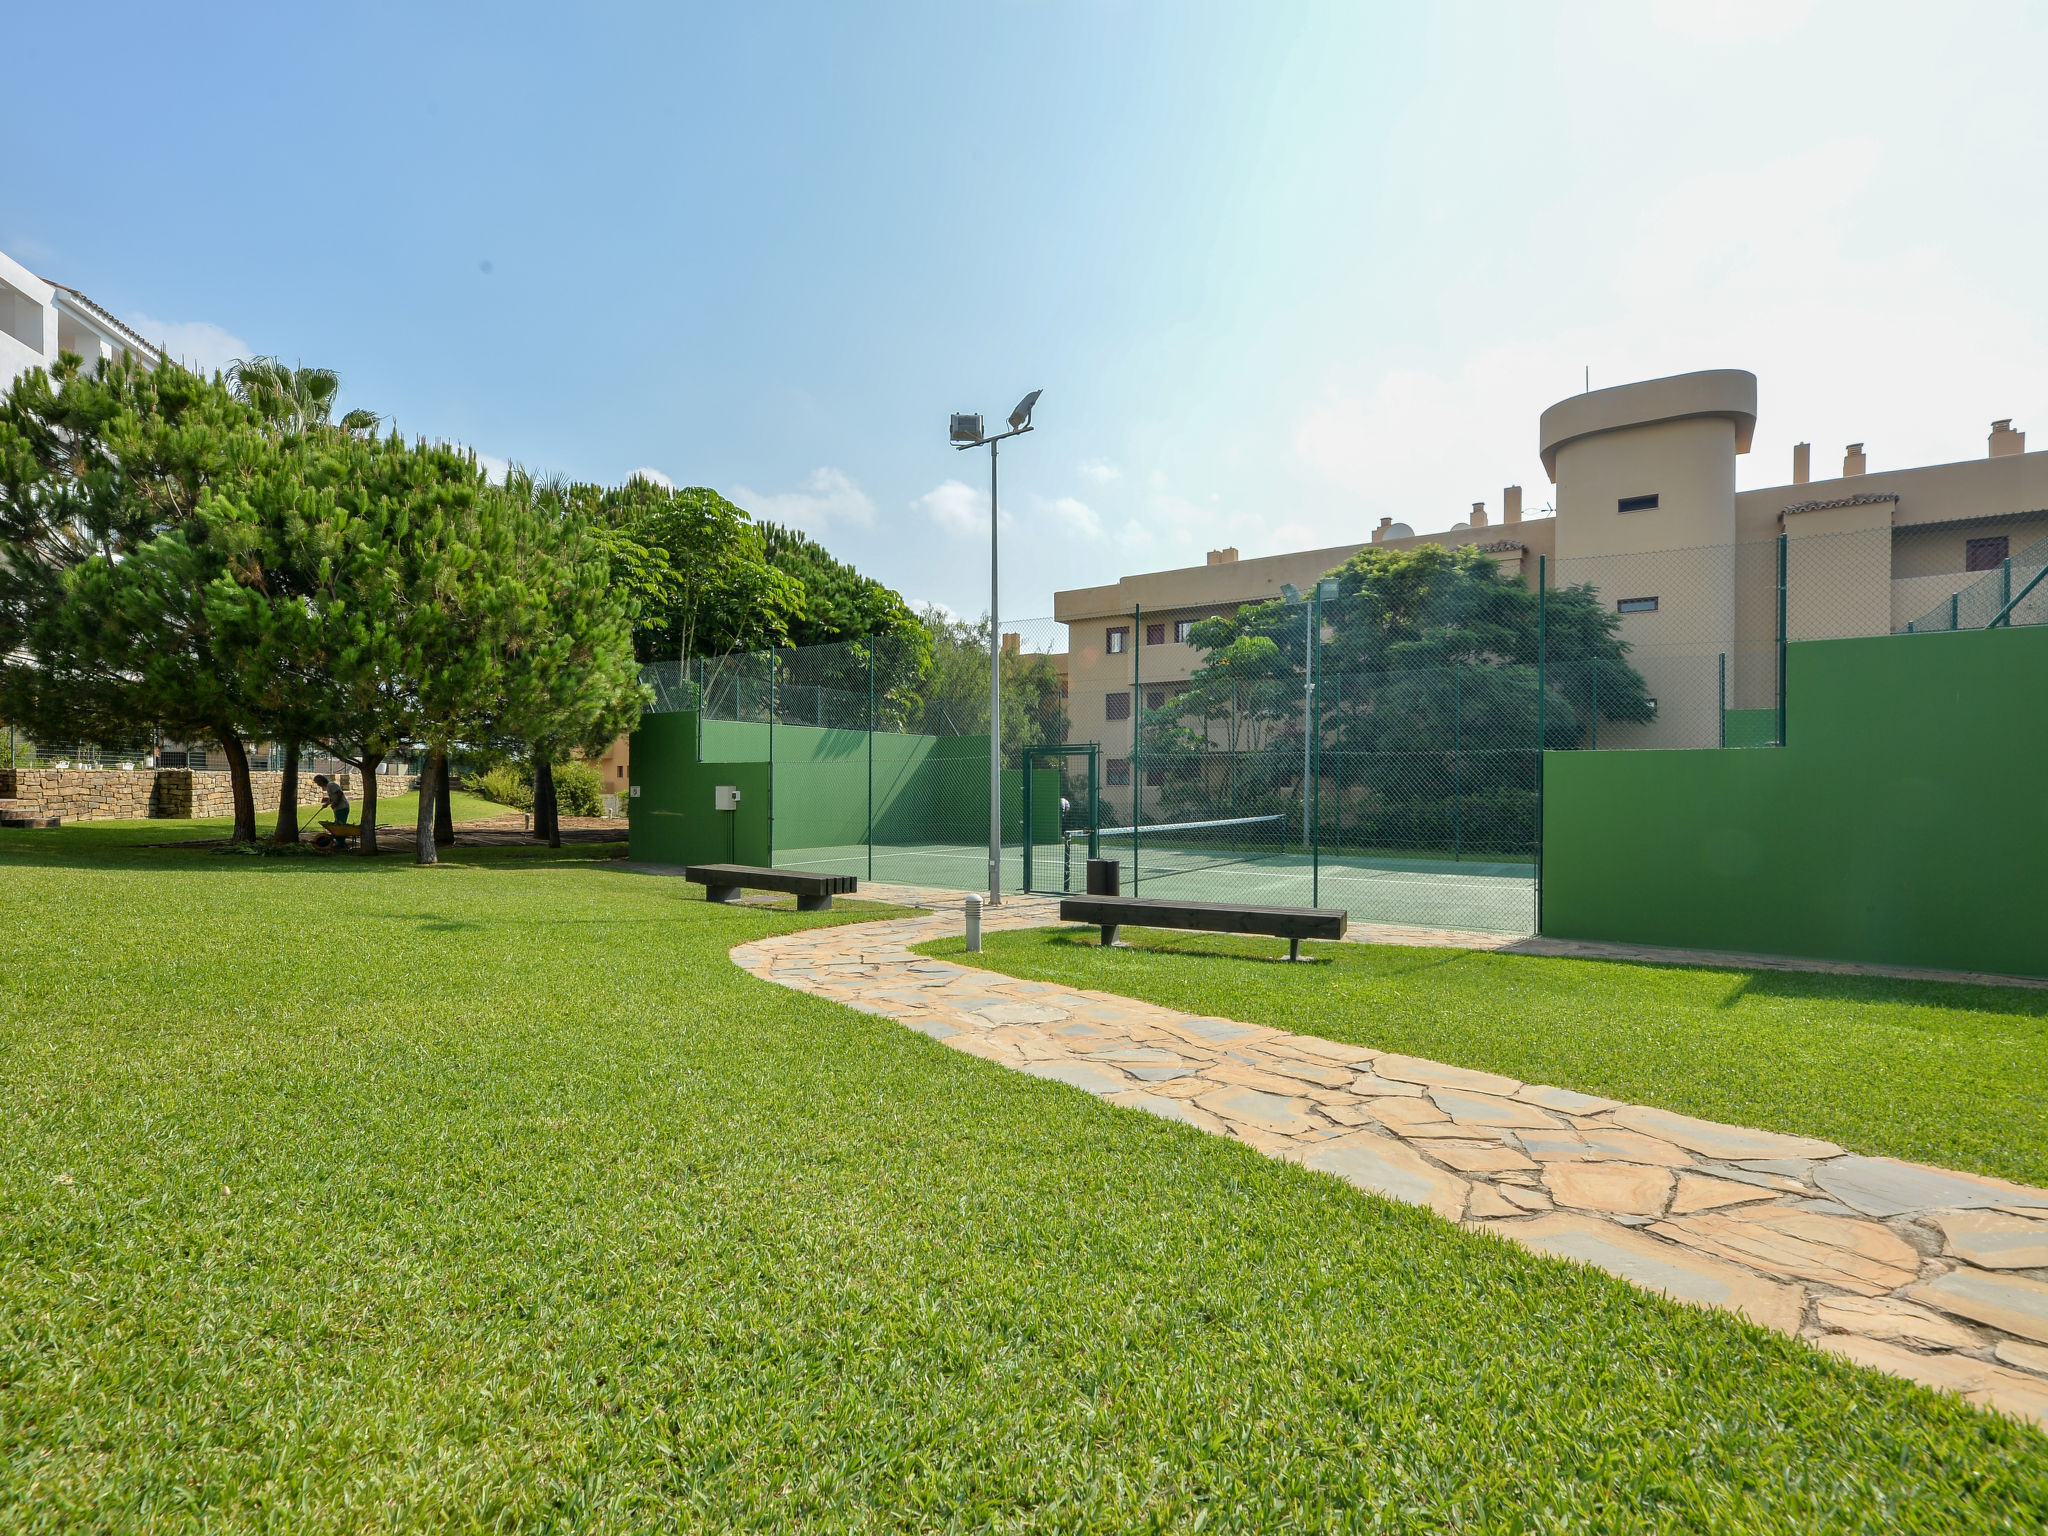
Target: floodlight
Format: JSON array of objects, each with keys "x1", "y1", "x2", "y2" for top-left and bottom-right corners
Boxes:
[
  {"x1": 1008, "y1": 390, "x2": 1042, "y2": 430},
  {"x1": 1280, "y1": 583, "x2": 1302, "y2": 603},
  {"x1": 950, "y1": 412, "x2": 985, "y2": 444},
  {"x1": 1317, "y1": 577, "x2": 1340, "y2": 602}
]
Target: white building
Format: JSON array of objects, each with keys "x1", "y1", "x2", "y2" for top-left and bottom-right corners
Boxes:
[{"x1": 0, "y1": 247, "x2": 160, "y2": 392}]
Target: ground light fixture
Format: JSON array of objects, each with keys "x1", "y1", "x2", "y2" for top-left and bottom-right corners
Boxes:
[{"x1": 948, "y1": 389, "x2": 1043, "y2": 907}]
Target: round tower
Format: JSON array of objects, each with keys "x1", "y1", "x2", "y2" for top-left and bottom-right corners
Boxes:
[{"x1": 1537, "y1": 369, "x2": 1757, "y2": 745}]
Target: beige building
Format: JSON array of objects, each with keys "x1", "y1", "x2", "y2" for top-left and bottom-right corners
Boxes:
[{"x1": 1056, "y1": 367, "x2": 2046, "y2": 787}]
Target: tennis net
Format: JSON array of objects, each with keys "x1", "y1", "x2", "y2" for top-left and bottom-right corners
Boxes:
[{"x1": 1063, "y1": 814, "x2": 1286, "y2": 891}]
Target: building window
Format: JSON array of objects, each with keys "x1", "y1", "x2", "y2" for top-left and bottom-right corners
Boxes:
[
  {"x1": 1617, "y1": 494, "x2": 1659, "y2": 513},
  {"x1": 1145, "y1": 623, "x2": 1166, "y2": 646},
  {"x1": 1967, "y1": 536, "x2": 2011, "y2": 572},
  {"x1": 1106, "y1": 626, "x2": 1128, "y2": 654},
  {"x1": 1146, "y1": 766, "x2": 1166, "y2": 788},
  {"x1": 1105, "y1": 692, "x2": 1132, "y2": 721},
  {"x1": 1106, "y1": 758, "x2": 1131, "y2": 786},
  {"x1": 1616, "y1": 596, "x2": 1659, "y2": 614},
  {"x1": 1147, "y1": 689, "x2": 1167, "y2": 710},
  {"x1": 1174, "y1": 618, "x2": 1195, "y2": 643}
]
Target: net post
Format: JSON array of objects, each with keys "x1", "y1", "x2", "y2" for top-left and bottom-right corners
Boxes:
[
  {"x1": 1088, "y1": 745, "x2": 1099, "y2": 862},
  {"x1": 1452, "y1": 660, "x2": 1461, "y2": 863}
]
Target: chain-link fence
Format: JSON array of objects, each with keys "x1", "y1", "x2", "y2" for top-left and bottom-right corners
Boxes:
[{"x1": 635, "y1": 521, "x2": 2040, "y2": 933}]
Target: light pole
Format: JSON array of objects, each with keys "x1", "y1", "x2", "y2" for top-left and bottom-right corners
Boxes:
[{"x1": 949, "y1": 389, "x2": 1041, "y2": 907}]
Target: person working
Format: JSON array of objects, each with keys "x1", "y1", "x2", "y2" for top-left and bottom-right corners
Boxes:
[{"x1": 312, "y1": 773, "x2": 350, "y2": 825}]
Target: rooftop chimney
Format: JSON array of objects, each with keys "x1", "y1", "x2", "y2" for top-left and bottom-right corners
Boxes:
[
  {"x1": 1843, "y1": 443, "x2": 1867, "y2": 477},
  {"x1": 1990, "y1": 419, "x2": 2026, "y2": 458},
  {"x1": 1372, "y1": 516, "x2": 1393, "y2": 544},
  {"x1": 1469, "y1": 501, "x2": 1488, "y2": 528},
  {"x1": 1205, "y1": 546, "x2": 1238, "y2": 565},
  {"x1": 1002, "y1": 632, "x2": 1021, "y2": 657},
  {"x1": 1503, "y1": 485, "x2": 1522, "y2": 523},
  {"x1": 1792, "y1": 442, "x2": 1810, "y2": 484}
]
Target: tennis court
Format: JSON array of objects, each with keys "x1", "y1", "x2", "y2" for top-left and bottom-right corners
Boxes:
[{"x1": 774, "y1": 815, "x2": 1537, "y2": 936}]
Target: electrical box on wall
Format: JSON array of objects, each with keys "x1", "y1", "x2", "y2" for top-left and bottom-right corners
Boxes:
[
  {"x1": 714, "y1": 785, "x2": 742, "y2": 811},
  {"x1": 629, "y1": 785, "x2": 640, "y2": 797}
]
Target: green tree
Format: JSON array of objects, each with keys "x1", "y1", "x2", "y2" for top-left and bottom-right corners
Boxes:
[
  {"x1": 1154, "y1": 543, "x2": 1650, "y2": 853},
  {"x1": 489, "y1": 472, "x2": 644, "y2": 850},
  {"x1": 0, "y1": 355, "x2": 279, "y2": 839},
  {"x1": 601, "y1": 481, "x2": 801, "y2": 661}
]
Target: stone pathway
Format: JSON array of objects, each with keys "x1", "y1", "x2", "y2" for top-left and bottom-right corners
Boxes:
[{"x1": 732, "y1": 885, "x2": 2048, "y2": 1429}]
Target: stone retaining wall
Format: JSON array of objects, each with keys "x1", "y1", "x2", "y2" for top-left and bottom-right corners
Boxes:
[{"x1": 0, "y1": 768, "x2": 417, "y2": 823}]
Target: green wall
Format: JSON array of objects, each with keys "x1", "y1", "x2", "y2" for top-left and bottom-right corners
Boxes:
[
  {"x1": 627, "y1": 713, "x2": 771, "y2": 867},
  {"x1": 1544, "y1": 625, "x2": 2048, "y2": 977},
  {"x1": 631, "y1": 712, "x2": 1062, "y2": 869}
]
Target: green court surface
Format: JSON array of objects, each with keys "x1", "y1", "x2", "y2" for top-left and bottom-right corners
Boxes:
[{"x1": 773, "y1": 840, "x2": 1538, "y2": 934}]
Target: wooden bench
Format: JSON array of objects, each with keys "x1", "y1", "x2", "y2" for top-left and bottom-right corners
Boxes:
[
  {"x1": 684, "y1": 863, "x2": 858, "y2": 912},
  {"x1": 1058, "y1": 895, "x2": 1347, "y2": 962}
]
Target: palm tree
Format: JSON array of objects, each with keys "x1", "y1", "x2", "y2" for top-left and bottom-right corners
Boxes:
[{"x1": 226, "y1": 357, "x2": 379, "y2": 435}]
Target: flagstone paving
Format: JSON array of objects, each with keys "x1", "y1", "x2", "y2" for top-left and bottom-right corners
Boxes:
[{"x1": 731, "y1": 885, "x2": 2048, "y2": 1429}]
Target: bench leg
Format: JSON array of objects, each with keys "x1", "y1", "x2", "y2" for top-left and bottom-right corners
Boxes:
[
  {"x1": 704, "y1": 884, "x2": 741, "y2": 904},
  {"x1": 1288, "y1": 937, "x2": 1302, "y2": 963},
  {"x1": 1100, "y1": 923, "x2": 1120, "y2": 948},
  {"x1": 796, "y1": 893, "x2": 832, "y2": 912}
]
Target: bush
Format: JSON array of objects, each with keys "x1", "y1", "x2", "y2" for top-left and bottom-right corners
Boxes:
[
  {"x1": 471, "y1": 759, "x2": 605, "y2": 817},
  {"x1": 553, "y1": 761, "x2": 605, "y2": 817},
  {"x1": 474, "y1": 763, "x2": 532, "y2": 811}
]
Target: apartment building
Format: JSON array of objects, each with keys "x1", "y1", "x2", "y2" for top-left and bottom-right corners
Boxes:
[
  {"x1": 1056, "y1": 367, "x2": 2046, "y2": 787},
  {"x1": 0, "y1": 247, "x2": 160, "y2": 391}
]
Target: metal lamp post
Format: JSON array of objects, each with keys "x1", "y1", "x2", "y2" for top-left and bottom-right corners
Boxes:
[{"x1": 949, "y1": 389, "x2": 1041, "y2": 907}]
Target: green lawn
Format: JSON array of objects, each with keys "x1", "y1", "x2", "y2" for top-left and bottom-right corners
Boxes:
[
  {"x1": 918, "y1": 926, "x2": 2048, "y2": 1190},
  {"x1": 1, "y1": 825, "x2": 2042, "y2": 1532}
]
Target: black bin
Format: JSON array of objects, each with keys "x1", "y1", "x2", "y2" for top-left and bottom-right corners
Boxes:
[{"x1": 1085, "y1": 858, "x2": 1121, "y2": 896}]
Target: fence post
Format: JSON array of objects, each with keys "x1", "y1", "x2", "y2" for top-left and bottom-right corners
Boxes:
[
  {"x1": 1589, "y1": 656, "x2": 1598, "y2": 750},
  {"x1": 1717, "y1": 653, "x2": 1726, "y2": 748},
  {"x1": 1452, "y1": 661, "x2": 1461, "y2": 864},
  {"x1": 2001, "y1": 556, "x2": 2013, "y2": 619},
  {"x1": 1131, "y1": 604, "x2": 1141, "y2": 891},
  {"x1": 767, "y1": 653, "x2": 775, "y2": 864},
  {"x1": 1310, "y1": 588, "x2": 1321, "y2": 907},
  {"x1": 1776, "y1": 532, "x2": 1789, "y2": 747},
  {"x1": 1535, "y1": 556, "x2": 1546, "y2": 936},
  {"x1": 867, "y1": 636, "x2": 875, "y2": 882}
]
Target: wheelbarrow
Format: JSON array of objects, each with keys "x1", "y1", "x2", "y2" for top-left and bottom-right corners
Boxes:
[{"x1": 310, "y1": 820, "x2": 366, "y2": 851}]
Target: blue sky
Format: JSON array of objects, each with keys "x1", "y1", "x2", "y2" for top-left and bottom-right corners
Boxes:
[{"x1": 5, "y1": 1, "x2": 2046, "y2": 627}]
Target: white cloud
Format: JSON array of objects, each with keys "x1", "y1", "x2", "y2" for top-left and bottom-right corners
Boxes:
[
  {"x1": 1077, "y1": 459, "x2": 1121, "y2": 483},
  {"x1": 126, "y1": 314, "x2": 252, "y2": 377},
  {"x1": 906, "y1": 597, "x2": 964, "y2": 624},
  {"x1": 629, "y1": 465, "x2": 674, "y2": 489},
  {"x1": 1292, "y1": 137, "x2": 2048, "y2": 536},
  {"x1": 1647, "y1": 0, "x2": 1819, "y2": 45},
  {"x1": 915, "y1": 478, "x2": 986, "y2": 535},
  {"x1": 1039, "y1": 494, "x2": 1102, "y2": 539},
  {"x1": 474, "y1": 451, "x2": 509, "y2": 486},
  {"x1": 730, "y1": 466, "x2": 876, "y2": 534}
]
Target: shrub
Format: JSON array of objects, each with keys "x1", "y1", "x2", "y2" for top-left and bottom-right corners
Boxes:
[
  {"x1": 474, "y1": 763, "x2": 532, "y2": 811},
  {"x1": 553, "y1": 761, "x2": 605, "y2": 817}
]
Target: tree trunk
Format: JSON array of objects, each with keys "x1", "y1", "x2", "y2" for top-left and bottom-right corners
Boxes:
[
  {"x1": 434, "y1": 754, "x2": 455, "y2": 847},
  {"x1": 358, "y1": 755, "x2": 382, "y2": 856},
  {"x1": 534, "y1": 755, "x2": 559, "y2": 846},
  {"x1": 273, "y1": 741, "x2": 302, "y2": 845},
  {"x1": 415, "y1": 746, "x2": 443, "y2": 865},
  {"x1": 217, "y1": 730, "x2": 258, "y2": 843}
]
